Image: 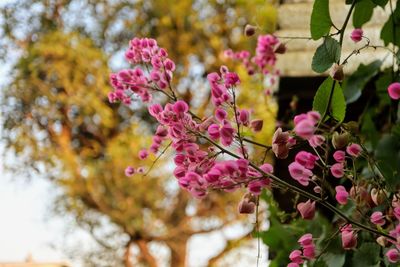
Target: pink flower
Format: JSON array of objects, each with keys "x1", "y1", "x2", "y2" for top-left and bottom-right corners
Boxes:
[
  {"x1": 330, "y1": 163, "x2": 345, "y2": 178},
  {"x1": 370, "y1": 211, "x2": 385, "y2": 226},
  {"x1": 350, "y1": 28, "x2": 363, "y2": 43},
  {"x1": 341, "y1": 226, "x2": 357, "y2": 250},
  {"x1": 215, "y1": 108, "x2": 227, "y2": 121},
  {"x1": 289, "y1": 250, "x2": 303, "y2": 264},
  {"x1": 386, "y1": 248, "x2": 400, "y2": 263},
  {"x1": 303, "y1": 244, "x2": 316, "y2": 259},
  {"x1": 224, "y1": 72, "x2": 240, "y2": 87},
  {"x1": 298, "y1": 233, "x2": 313, "y2": 246},
  {"x1": 394, "y1": 207, "x2": 400, "y2": 220},
  {"x1": 297, "y1": 200, "x2": 316, "y2": 220},
  {"x1": 308, "y1": 134, "x2": 325, "y2": 147},
  {"x1": 125, "y1": 166, "x2": 135, "y2": 177},
  {"x1": 335, "y1": 186, "x2": 349, "y2": 205},
  {"x1": 238, "y1": 109, "x2": 250, "y2": 126},
  {"x1": 295, "y1": 151, "x2": 318, "y2": 169},
  {"x1": 294, "y1": 119, "x2": 316, "y2": 139},
  {"x1": 138, "y1": 149, "x2": 149, "y2": 160},
  {"x1": 208, "y1": 124, "x2": 220, "y2": 140},
  {"x1": 288, "y1": 162, "x2": 313, "y2": 186},
  {"x1": 248, "y1": 179, "x2": 269, "y2": 195},
  {"x1": 346, "y1": 143, "x2": 362, "y2": 157},
  {"x1": 388, "y1": 82, "x2": 400, "y2": 100},
  {"x1": 287, "y1": 263, "x2": 299, "y2": 267},
  {"x1": 220, "y1": 121, "x2": 235, "y2": 146},
  {"x1": 272, "y1": 128, "x2": 290, "y2": 159},
  {"x1": 333, "y1": 150, "x2": 346, "y2": 162},
  {"x1": 173, "y1": 100, "x2": 189, "y2": 114}
]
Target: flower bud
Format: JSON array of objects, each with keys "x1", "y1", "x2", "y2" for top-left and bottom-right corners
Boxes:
[
  {"x1": 371, "y1": 188, "x2": 386, "y2": 206},
  {"x1": 250, "y1": 119, "x2": 263, "y2": 132},
  {"x1": 244, "y1": 24, "x2": 257, "y2": 37},
  {"x1": 297, "y1": 200, "x2": 316, "y2": 220},
  {"x1": 274, "y1": 42, "x2": 287, "y2": 54},
  {"x1": 376, "y1": 236, "x2": 387, "y2": 247},
  {"x1": 332, "y1": 131, "x2": 350, "y2": 149},
  {"x1": 330, "y1": 64, "x2": 344, "y2": 81}
]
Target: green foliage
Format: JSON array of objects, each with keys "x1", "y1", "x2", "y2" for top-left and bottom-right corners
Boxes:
[
  {"x1": 352, "y1": 242, "x2": 381, "y2": 267},
  {"x1": 353, "y1": 0, "x2": 376, "y2": 28},
  {"x1": 343, "y1": 60, "x2": 382, "y2": 103},
  {"x1": 372, "y1": 0, "x2": 389, "y2": 7},
  {"x1": 375, "y1": 133, "x2": 400, "y2": 191},
  {"x1": 381, "y1": 2, "x2": 400, "y2": 46},
  {"x1": 310, "y1": 0, "x2": 333, "y2": 40},
  {"x1": 313, "y1": 77, "x2": 346, "y2": 122},
  {"x1": 312, "y1": 37, "x2": 341, "y2": 73}
]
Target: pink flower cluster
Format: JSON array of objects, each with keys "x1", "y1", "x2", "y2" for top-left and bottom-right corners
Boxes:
[
  {"x1": 224, "y1": 34, "x2": 282, "y2": 75},
  {"x1": 108, "y1": 37, "x2": 176, "y2": 104},
  {"x1": 288, "y1": 151, "x2": 318, "y2": 186},
  {"x1": 287, "y1": 233, "x2": 316, "y2": 267}
]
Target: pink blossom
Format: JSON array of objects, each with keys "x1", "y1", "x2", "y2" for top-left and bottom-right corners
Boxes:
[
  {"x1": 248, "y1": 179, "x2": 270, "y2": 195},
  {"x1": 297, "y1": 200, "x2": 316, "y2": 220},
  {"x1": 308, "y1": 134, "x2": 325, "y2": 147},
  {"x1": 388, "y1": 82, "x2": 400, "y2": 100},
  {"x1": 220, "y1": 121, "x2": 235, "y2": 146},
  {"x1": 341, "y1": 225, "x2": 357, "y2": 250},
  {"x1": 125, "y1": 166, "x2": 135, "y2": 177},
  {"x1": 303, "y1": 244, "x2": 316, "y2": 259},
  {"x1": 208, "y1": 124, "x2": 220, "y2": 140},
  {"x1": 370, "y1": 211, "x2": 385, "y2": 226},
  {"x1": 294, "y1": 119, "x2": 316, "y2": 139},
  {"x1": 138, "y1": 149, "x2": 149, "y2": 160},
  {"x1": 215, "y1": 108, "x2": 227, "y2": 121},
  {"x1": 298, "y1": 233, "x2": 313, "y2": 246},
  {"x1": 386, "y1": 248, "x2": 400, "y2": 263},
  {"x1": 346, "y1": 143, "x2": 362, "y2": 157},
  {"x1": 295, "y1": 151, "x2": 319, "y2": 169},
  {"x1": 350, "y1": 28, "x2": 363, "y2": 43},
  {"x1": 330, "y1": 163, "x2": 345, "y2": 178},
  {"x1": 238, "y1": 109, "x2": 250, "y2": 126},
  {"x1": 289, "y1": 250, "x2": 303, "y2": 264},
  {"x1": 287, "y1": 263, "x2": 299, "y2": 267},
  {"x1": 224, "y1": 72, "x2": 240, "y2": 87},
  {"x1": 272, "y1": 128, "x2": 290, "y2": 159},
  {"x1": 288, "y1": 162, "x2": 313, "y2": 186},
  {"x1": 259, "y1": 163, "x2": 274, "y2": 174},
  {"x1": 394, "y1": 207, "x2": 400, "y2": 220},
  {"x1": 335, "y1": 186, "x2": 349, "y2": 205},
  {"x1": 333, "y1": 150, "x2": 346, "y2": 162}
]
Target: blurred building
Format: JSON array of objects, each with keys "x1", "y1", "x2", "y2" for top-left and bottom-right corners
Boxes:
[
  {"x1": 0, "y1": 255, "x2": 69, "y2": 267},
  {"x1": 276, "y1": 0, "x2": 392, "y2": 76}
]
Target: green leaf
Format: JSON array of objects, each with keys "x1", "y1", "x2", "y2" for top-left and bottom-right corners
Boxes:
[
  {"x1": 375, "y1": 134, "x2": 400, "y2": 191},
  {"x1": 361, "y1": 112, "x2": 379, "y2": 148},
  {"x1": 311, "y1": 0, "x2": 333, "y2": 40},
  {"x1": 313, "y1": 77, "x2": 346, "y2": 122},
  {"x1": 381, "y1": 3, "x2": 400, "y2": 46},
  {"x1": 372, "y1": 0, "x2": 388, "y2": 7},
  {"x1": 343, "y1": 60, "x2": 382, "y2": 103},
  {"x1": 375, "y1": 70, "x2": 393, "y2": 105},
  {"x1": 323, "y1": 252, "x2": 346, "y2": 267},
  {"x1": 352, "y1": 243, "x2": 381, "y2": 267},
  {"x1": 312, "y1": 37, "x2": 341, "y2": 73},
  {"x1": 353, "y1": 0, "x2": 376, "y2": 28}
]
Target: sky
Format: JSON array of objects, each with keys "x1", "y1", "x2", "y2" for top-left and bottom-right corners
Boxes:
[{"x1": 0, "y1": 1, "x2": 269, "y2": 265}]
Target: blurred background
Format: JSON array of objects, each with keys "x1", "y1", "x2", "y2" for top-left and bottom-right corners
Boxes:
[{"x1": 0, "y1": 0, "x2": 278, "y2": 266}]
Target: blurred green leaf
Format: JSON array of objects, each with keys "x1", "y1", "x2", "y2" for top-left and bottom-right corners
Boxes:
[
  {"x1": 375, "y1": 134, "x2": 400, "y2": 191},
  {"x1": 313, "y1": 77, "x2": 346, "y2": 122},
  {"x1": 311, "y1": 0, "x2": 333, "y2": 40},
  {"x1": 353, "y1": 0, "x2": 376, "y2": 28},
  {"x1": 343, "y1": 60, "x2": 382, "y2": 103},
  {"x1": 312, "y1": 37, "x2": 341, "y2": 73},
  {"x1": 381, "y1": 3, "x2": 400, "y2": 46},
  {"x1": 352, "y1": 242, "x2": 381, "y2": 267}
]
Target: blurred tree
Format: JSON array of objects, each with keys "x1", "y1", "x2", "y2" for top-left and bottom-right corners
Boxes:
[{"x1": 1, "y1": 1, "x2": 277, "y2": 266}]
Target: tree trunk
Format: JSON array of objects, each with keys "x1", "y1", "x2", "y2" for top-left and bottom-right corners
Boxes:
[
  {"x1": 124, "y1": 240, "x2": 133, "y2": 267},
  {"x1": 168, "y1": 240, "x2": 187, "y2": 267},
  {"x1": 136, "y1": 240, "x2": 158, "y2": 267}
]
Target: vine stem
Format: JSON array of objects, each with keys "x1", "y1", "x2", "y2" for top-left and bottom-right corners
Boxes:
[{"x1": 198, "y1": 132, "x2": 396, "y2": 242}]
